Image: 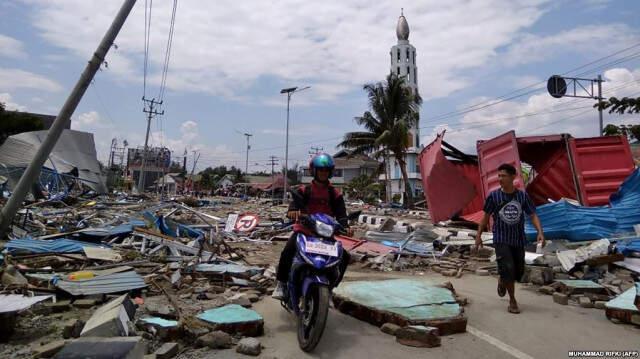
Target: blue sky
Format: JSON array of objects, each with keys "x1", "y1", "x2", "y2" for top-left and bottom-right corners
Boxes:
[{"x1": 1, "y1": 0, "x2": 639, "y2": 173}]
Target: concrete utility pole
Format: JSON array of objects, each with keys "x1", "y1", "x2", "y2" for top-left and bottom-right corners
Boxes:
[
  {"x1": 268, "y1": 156, "x2": 279, "y2": 200},
  {"x1": 280, "y1": 86, "x2": 310, "y2": 203},
  {"x1": 0, "y1": 0, "x2": 137, "y2": 237},
  {"x1": 138, "y1": 97, "x2": 164, "y2": 192},
  {"x1": 243, "y1": 133, "x2": 253, "y2": 196}
]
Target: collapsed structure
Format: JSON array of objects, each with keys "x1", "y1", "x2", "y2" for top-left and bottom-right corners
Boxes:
[{"x1": 419, "y1": 130, "x2": 635, "y2": 225}]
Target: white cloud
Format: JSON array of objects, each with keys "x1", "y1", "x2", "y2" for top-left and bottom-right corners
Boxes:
[
  {"x1": 26, "y1": 0, "x2": 552, "y2": 102},
  {"x1": 0, "y1": 67, "x2": 63, "y2": 92},
  {"x1": 0, "y1": 92, "x2": 27, "y2": 111},
  {"x1": 0, "y1": 34, "x2": 26, "y2": 58},
  {"x1": 423, "y1": 66, "x2": 640, "y2": 153},
  {"x1": 504, "y1": 24, "x2": 640, "y2": 67}
]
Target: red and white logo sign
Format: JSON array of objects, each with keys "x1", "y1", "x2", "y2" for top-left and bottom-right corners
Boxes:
[{"x1": 234, "y1": 213, "x2": 259, "y2": 232}]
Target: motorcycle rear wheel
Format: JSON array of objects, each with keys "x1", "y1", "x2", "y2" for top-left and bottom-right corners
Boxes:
[{"x1": 297, "y1": 284, "x2": 330, "y2": 352}]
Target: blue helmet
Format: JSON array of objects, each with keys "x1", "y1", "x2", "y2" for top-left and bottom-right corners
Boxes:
[{"x1": 310, "y1": 153, "x2": 335, "y2": 178}]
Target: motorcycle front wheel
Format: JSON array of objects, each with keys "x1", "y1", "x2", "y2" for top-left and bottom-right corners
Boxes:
[{"x1": 297, "y1": 284, "x2": 330, "y2": 352}]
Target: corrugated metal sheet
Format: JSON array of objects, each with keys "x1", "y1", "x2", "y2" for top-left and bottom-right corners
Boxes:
[
  {"x1": 56, "y1": 271, "x2": 147, "y2": 296},
  {"x1": 0, "y1": 129, "x2": 107, "y2": 193},
  {"x1": 570, "y1": 136, "x2": 635, "y2": 206},
  {"x1": 526, "y1": 149, "x2": 577, "y2": 205},
  {"x1": 526, "y1": 168, "x2": 640, "y2": 241},
  {"x1": 477, "y1": 130, "x2": 524, "y2": 200},
  {"x1": 0, "y1": 294, "x2": 53, "y2": 313},
  {"x1": 418, "y1": 132, "x2": 477, "y2": 223},
  {"x1": 5, "y1": 237, "x2": 104, "y2": 254}
]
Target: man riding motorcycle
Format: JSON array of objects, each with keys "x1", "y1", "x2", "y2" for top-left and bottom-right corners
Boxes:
[{"x1": 272, "y1": 153, "x2": 352, "y2": 300}]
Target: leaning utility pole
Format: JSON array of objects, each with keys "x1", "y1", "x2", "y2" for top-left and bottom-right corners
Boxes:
[
  {"x1": 137, "y1": 97, "x2": 164, "y2": 192},
  {"x1": 0, "y1": 0, "x2": 137, "y2": 237}
]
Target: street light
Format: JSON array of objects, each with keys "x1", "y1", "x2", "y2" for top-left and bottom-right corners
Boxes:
[{"x1": 280, "y1": 86, "x2": 310, "y2": 203}]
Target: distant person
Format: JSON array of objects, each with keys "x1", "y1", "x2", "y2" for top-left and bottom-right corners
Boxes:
[{"x1": 475, "y1": 163, "x2": 545, "y2": 314}]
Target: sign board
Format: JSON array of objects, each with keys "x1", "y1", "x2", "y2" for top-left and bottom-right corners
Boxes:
[
  {"x1": 224, "y1": 214, "x2": 239, "y2": 233},
  {"x1": 234, "y1": 213, "x2": 259, "y2": 232}
]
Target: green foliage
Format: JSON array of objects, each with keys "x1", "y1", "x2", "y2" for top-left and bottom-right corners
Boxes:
[
  {"x1": 602, "y1": 123, "x2": 640, "y2": 142},
  {"x1": 339, "y1": 74, "x2": 422, "y2": 207},
  {"x1": 596, "y1": 96, "x2": 640, "y2": 115},
  {"x1": 0, "y1": 103, "x2": 45, "y2": 145},
  {"x1": 344, "y1": 174, "x2": 382, "y2": 203}
]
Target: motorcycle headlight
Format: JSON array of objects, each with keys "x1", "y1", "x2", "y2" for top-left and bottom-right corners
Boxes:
[{"x1": 315, "y1": 220, "x2": 335, "y2": 238}]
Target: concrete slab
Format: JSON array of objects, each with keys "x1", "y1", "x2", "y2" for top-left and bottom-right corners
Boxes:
[
  {"x1": 54, "y1": 336, "x2": 146, "y2": 359},
  {"x1": 80, "y1": 304, "x2": 130, "y2": 337},
  {"x1": 333, "y1": 279, "x2": 467, "y2": 335},
  {"x1": 197, "y1": 304, "x2": 264, "y2": 336},
  {"x1": 154, "y1": 342, "x2": 179, "y2": 359},
  {"x1": 605, "y1": 287, "x2": 640, "y2": 324}
]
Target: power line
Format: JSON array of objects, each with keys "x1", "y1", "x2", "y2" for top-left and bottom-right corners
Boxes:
[
  {"x1": 426, "y1": 42, "x2": 640, "y2": 124},
  {"x1": 158, "y1": 0, "x2": 178, "y2": 101},
  {"x1": 142, "y1": 0, "x2": 153, "y2": 98}
]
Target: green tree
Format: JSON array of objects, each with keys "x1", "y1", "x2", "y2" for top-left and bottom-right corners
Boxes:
[
  {"x1": 338, "y1": 74, "x2": 422, "y2": 208},
  {"x1": 602, "y1": 124, "x2": 640, "y2": 142},
  {"x1": 596, "y1": 96, "x2": 640, "y2": 115},
  {"x1": 281, "y1": 164, "x2": 300, "y2": 186},
  {"x1": 344, "y1": 174, "x2": 383, "y2": 203},
  {"x1": 0, "y1": 103, "x2": 44, "y2": 145}
]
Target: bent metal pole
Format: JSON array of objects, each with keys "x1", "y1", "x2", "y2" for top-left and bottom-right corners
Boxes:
[{"x1": 0, "y1": 0, "x2": 137, "y2": 237}]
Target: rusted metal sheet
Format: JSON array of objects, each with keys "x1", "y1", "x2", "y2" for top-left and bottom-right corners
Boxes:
[
  {"x1": 477, "y1": 130, "x2": 524, "y2": 200},
  {"x1": 569, "y1": 136, "x2": 635, "y2": 206},
  {"x1": 418, "y1": 132, "x2": 477, "y2": 223},
  {"x1": 526, "y1": 149, "x2": 577, "y2": 205}
]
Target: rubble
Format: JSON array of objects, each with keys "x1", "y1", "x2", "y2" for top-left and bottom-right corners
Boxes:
[
  {"x1": 236, "y1": 337, "x2": 262, "y2": 356},
  {"x1": 395, "y1": 325, "x2": 441, "y2": 348}
]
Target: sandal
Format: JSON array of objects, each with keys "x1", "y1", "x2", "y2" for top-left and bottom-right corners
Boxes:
[
  {"x1": 497, "y1": 282, "x2": 506, "y2": 298},
  {"x1": 508, "y1": 304, "x2": 520, "y2": 314}
]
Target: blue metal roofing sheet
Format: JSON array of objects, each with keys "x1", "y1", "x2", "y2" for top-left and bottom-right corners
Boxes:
[{"x1": 4, "y1": 237, "x2": 104, "y2": 254}]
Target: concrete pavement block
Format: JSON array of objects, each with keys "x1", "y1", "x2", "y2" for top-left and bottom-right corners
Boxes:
[
  {"x1": 81, "y1": 304, "x2": 130, "y2": 337},
  {"x1": 54, "y1": 336, "x2": 146, "y2": 359},
  {"x1": 154, "y1": 342, "x2": 179, "y2": 359}
]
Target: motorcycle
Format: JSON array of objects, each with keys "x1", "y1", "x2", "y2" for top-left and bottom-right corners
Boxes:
[{"x1": 280, "y1": 191, "x2": 353, "y2": 352}]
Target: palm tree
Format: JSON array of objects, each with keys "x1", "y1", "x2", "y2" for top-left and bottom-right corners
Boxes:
[{"x1": 339, "y1": 74, "x2": 422, "y2": 208}]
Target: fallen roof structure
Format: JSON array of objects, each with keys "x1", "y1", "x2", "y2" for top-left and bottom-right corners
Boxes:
[{"x1": 0, "y1": 129, "x2": 107, "y2": 193}]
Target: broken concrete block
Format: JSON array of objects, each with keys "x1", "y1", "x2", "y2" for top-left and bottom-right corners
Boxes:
[
  {"x1": 45, "y1": 300, "x2": 71, "y2": 313},
  {"x1": 137, "y1": 317, "x2": 181, "y2": 340},
  {"x1": 538, "y1": 286, "x2": 555, "y2": 295},
  {"x1": 1, "y1": 265, "x2": 28, "y2": 286},
  {"x1": 101, "y1": 294, "x2": 136, "y2": 320},
  {"x1": 196, "y1": 331, "x2": 232, "y2": 349},
  {"x1": 553, "y1": 292, "x2": 569, "y2": 305},
  {"x1": 197, "y1": 304, "x2": 264, "y2": 337},
  {"x1": 441, "y1": 269, "x2": 457, "y2": 277},
  {"x1": 81, "y1": 304, "x2": 130, "y2": 337},
  {"x1": 73, "y1": 299, "x2": 98, "y2": 309},
  {"x1": 631, "y1": 314, "x2": 640, "y2": 326},
  {"x1": 236, "y1": 337, "x2": 262, "y2": 356},
  {"x1": 578, "y1": 296, "x2": 594, "y2": 308},
  {"x1": 62, "y1": 319, "x2": 85, "y2": 339},
  {"x1": 228, "y1": 294, "x2": 252, "y2": 308},
  {"x1": 33, "y1": 340, "x2": 67, "y2": 358},
  {"x1": 528, "y1": 266, "x2": 554, "y2": 285},
  {"x1": 594, "y1": 301, "x2": 607, "y2": 310},
  {"x1": 395, "y1": 325, "x2": 441, "y2": 348},
  {"x1": 54, "y1": 336, "x2": 146, "y2": 359},
  {"x1": 154, "y1": 342, "x2": 179, "y2": 359},
  {"x1": 380, "y1": 323, "x2": 401, "y2": 336}
]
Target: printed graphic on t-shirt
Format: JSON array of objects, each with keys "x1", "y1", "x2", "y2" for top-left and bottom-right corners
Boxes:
[{"x1": 498, "y1": 200, "x2": 522, "y2": 225}]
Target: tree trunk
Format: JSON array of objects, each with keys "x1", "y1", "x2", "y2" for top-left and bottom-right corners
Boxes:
[
  {"x1": 396, "y1": 156, "x2": 413, "y2": 208},
  {"x1": 383, "y1": 152, "x2": 390, "y2": 203}
]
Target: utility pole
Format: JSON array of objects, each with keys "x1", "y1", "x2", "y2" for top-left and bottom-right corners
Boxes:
[
  {"x1": 243, "y1": 133, "x2": 253, "y2": 196},
  {"x1": 547, "y1": 74, "x2": 605, "y2": 136},
  {"x1": 268, "y1": 156, "x2": 279, "y2": 200},
  {"x1": 188, "y1": 150, "x2": 200, "y2": 194},
  {"x1": 137, "y1": 97, "x2": 164, "y2": 192},
  {"x1": 280, "y1": 86, "x2": 310, "y2": 203},
  {"x1": 0, "y1": 0, "x2": 137, "y2": 237}
]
